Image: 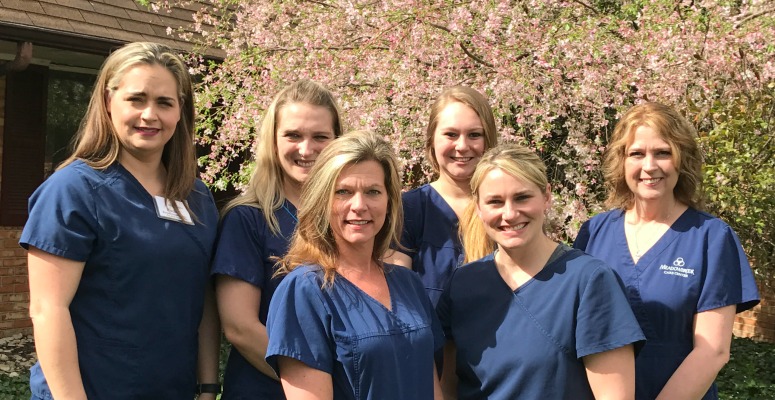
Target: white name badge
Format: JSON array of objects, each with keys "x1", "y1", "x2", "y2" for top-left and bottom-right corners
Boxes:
[{"x1": 153, "y1": 196, "x2": 194, "y2": 225}]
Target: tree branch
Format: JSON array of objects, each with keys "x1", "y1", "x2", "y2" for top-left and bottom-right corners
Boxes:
[
  {"x1": 423, "y1": 21, "x2": 495, "y2": 68},
  {"x1": 733, "y1": 1, "x2": 775, "y2": 27},
  {"x1": 301, "y1": 0, "x2": 338, "y2": 9},
  {"x1": 572, "y1": 0, "x2": 599, "y2": 15},
  {"x1": 458, "y1": 42, "x2": 495, "y2": 68}
]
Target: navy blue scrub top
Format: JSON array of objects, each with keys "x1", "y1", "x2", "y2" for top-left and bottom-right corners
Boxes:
[
  {"x1": 437, "y1": 246, "x2": 644, "y2": 400},
  {"x1": 266, "y1": 264, "x2": 444, "y2": 400},
  {"x1": 575, "y1": 208, "x2": 760, "y2": 400},
  {"x1": 211, "y1": 203, "x2": 297, "y2": 399},
  {"x1": 400, "y1": 184, "x2": 464, "y2": 306},
  {"x1": 20, "y1": 160, "x2": 219, "y2": 399}
]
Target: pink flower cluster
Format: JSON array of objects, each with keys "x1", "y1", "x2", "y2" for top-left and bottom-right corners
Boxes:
[{"x1": 154, "y1": 0, "x2": 774, "y2": 241}]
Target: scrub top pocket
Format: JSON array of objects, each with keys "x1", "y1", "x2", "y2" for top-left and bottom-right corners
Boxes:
[{"x1": 78, "y1": 336, "x2": 141, "y2": 399}]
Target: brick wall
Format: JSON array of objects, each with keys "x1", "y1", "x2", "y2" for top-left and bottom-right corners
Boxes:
[
  {"x1": 0, "y1": 227, "x2": 30, "y2": 335},
  {"x1": 734, "y1": 279, "x2": 775, "y2": 342}
]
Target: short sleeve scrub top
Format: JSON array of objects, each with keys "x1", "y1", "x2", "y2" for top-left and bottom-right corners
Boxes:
[
  {"x1": 574, "y1": 208, "x2": 760, "y2": 400},
  {"x1": 266, "y1": 264, "x2": 444, "y2": 400},
  {"x1": 437, "y1": 246, "x2": 645, "y2": 400},
  {"x1": 20, "y1": 160, "x2": 219, "y2": 399}
]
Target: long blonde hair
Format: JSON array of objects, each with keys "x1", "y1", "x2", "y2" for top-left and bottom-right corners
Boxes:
[
  {"x1": 276, "y1": 130, "x2": 404, "y2": 285},
  {"x1": 460, "y1": 143, "x2": 549, "y2": 263},
  {"x1": 61, "y1": 42, "x2": 197, "y2": 205},
  {"x1": 424, "y1": 86, "x2": 498, "y2": 176},
  {"x1": 223, "y1": 80, "x2": 343, "y2": 234}
]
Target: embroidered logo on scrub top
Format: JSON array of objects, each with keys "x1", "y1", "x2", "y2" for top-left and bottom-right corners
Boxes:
[
  {"x1": 659, "y1": 257, "x2": 695, "y2": 278},
  {"x1": 153, "y1": 195, "x2": 194, "y2": 225}
]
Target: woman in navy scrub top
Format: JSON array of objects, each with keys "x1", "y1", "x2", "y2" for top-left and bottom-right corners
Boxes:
[
  {"x1": 439, "y1": 143, "x2": 644, "y2": 400},
  {"x1": 385, "y1": 86, "x2": 498, "y2": 307},
  {"x1": 266, "y1": 131, "x2": 444, "y2": 399},
  {"x1": 574, "y1": 102, "x2": 760, "y2": 400},
  {"x1": 211, "y1": 80, "x2": 342, "y2": 399},
  {"x1": 21, "y1": 42, "x2": 220, "y2": 399}
]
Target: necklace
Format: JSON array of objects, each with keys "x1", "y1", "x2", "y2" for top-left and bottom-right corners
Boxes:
[
  {"x1": 630, "y1": 202, "x2": 675, "y2": 262},
  {"x1": 632, "y1": 234, "x2": 645, "y2": 262}
]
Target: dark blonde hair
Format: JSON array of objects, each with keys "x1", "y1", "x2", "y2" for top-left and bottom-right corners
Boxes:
[
  {"x1": 276, "y1": 130, "x2": 404, "y2": 285},
  {"x1": 223, "y1": 80, "x2": 343, "y2": 233},
  {"x1": 61, "y1": 42, "x2": 197, "y2": 206},
  {"x1": 461, "y1": 143, "x2": 549, "y2": 263},
  {"x1": 604, "y1": 102, "x2": 703, "y2": 210},
  {"x1": 424, "y1": 86, "x2": 498, "y2": 175}
]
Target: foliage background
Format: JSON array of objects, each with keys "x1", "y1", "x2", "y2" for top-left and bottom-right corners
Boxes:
[{"x1": 146, "y1": 0, "x2": 774, "y2": 279}]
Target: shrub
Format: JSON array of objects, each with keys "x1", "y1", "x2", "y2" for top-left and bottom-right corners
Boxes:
[
  {"x1": 697, "y1": 89, "x2": 775, "y2": 280},
  {"x1": 717, "y1": 337, "x2": 775, "y2": 399},
  {"x1": 0, "y1": 374, "x2": 30, "y2": 400}
]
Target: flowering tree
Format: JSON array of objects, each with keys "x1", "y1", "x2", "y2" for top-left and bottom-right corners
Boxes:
[{"x1": 147, "y1": 0, "x2": 774, "y2": 274}]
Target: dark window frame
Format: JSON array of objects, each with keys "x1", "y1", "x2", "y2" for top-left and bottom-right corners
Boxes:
[{"x1": 1, "y1": 65, "x2": 48, "y2": 226}]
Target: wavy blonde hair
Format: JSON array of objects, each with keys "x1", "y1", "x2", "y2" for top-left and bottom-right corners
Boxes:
[
  {"x1": 223, "y1": 80, "x2": 343, "y2": 233},
  {"x1": 276, "y1": 130, "x2": 404, "y2": 285},
  {"x1": 424, "y1": 86, "x2": 498, "y2": 176},
  {"x1": 61, "y1": 42, "x2": 197, "y2": 207},
  {"x1": 604, "y1": 102, "x2": 704, "y2": 210},
  {"x1": 461, "y1": 143, "x2": 549, "y2": 263}
]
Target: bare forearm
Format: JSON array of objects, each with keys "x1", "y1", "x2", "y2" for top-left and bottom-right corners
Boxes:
[
  {"x1": 226, "y1": 322, "x2": 278, "y2": 380},
  {"x1": 32, "y1": 308, "x2": 87, "y2": 400},
  {"x1": 657, "y1": 306, "x2": 735, "y2": 400},
  {"x1": 655, "y1": 349, "x2": 728, "y2": 400}
]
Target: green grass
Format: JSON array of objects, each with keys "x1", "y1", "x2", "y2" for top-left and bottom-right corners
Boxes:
[{"x1": 1, "y1": 337, "x2": 773, "y2": 399}]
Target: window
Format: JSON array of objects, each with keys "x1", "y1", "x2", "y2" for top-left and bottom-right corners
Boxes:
[{"x1": 45, "y1": 70, "x2": 95, "y2": 177}]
